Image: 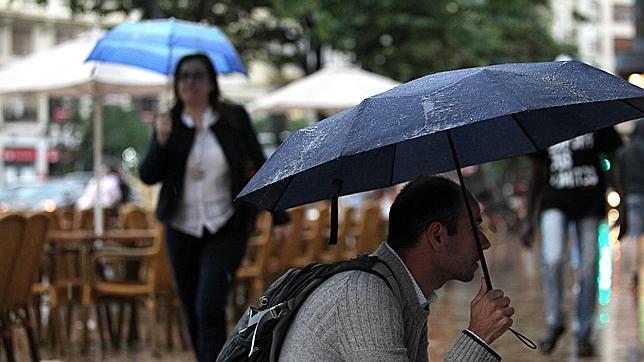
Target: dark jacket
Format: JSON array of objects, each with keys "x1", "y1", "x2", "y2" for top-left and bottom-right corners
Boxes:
[
  {"x1": 619, "y1": 119, "x2": 644, "y2": 194},
  {"x1": 138, "y1": 103, "x2": 288, "y2": 233}
]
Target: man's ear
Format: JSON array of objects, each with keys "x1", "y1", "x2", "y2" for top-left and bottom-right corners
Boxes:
[{"x1": 425, "y1": 221, "x2": 446, "y2": 250}]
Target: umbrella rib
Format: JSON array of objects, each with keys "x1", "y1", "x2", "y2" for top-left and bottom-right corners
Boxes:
[
  {"x1": 510, "y1": 113, "x2": 540, "y2": 151},
  {"x1": 388, "y1": 143, "x2": 397, "y2": 186},
  {"x1": 624, "y1": 98, "x2": 644, "y2": 113},
  {"x1": 269, "y1": 175, "x2": 296, "y2": 211}
]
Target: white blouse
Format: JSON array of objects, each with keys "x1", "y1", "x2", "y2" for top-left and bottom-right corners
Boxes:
[{"x1": 170, "y1": 107, "x2": 235, "y2": 238}]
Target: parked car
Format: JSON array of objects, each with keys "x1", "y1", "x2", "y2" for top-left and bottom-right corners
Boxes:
[{"x1": 0, "y1": 172, "x2": 92, "y2": 212}]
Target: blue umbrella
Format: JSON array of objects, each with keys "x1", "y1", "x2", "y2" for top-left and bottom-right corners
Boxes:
[
  {"x1": 85, "y1": 19, "x2": 246, "y2": 75},
  {"x1": 238, "y1": 61, "x2": 644, "y2": 350}
]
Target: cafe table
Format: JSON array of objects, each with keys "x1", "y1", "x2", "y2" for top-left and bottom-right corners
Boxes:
[{"x1": 46, "y1": 228, "x2": 156, "y2": 351}]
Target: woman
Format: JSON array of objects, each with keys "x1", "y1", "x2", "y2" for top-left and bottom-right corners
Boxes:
[{"x1": 139, "y1": 53, "x2": 289, "y2": 361}]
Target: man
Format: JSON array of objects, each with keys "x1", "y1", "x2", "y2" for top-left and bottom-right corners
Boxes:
[
  {"x1": 617, "y1": 119, "x2": 644, "y2": 291},
  {"x1": 279, "y1": 175, "x2": 514, "y2": 361},
  {"x1": 521, "y1": 127, "x2": 622, "y2": 356}
]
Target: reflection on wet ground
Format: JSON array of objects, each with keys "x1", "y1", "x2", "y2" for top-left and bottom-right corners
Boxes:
[{"x1": 430, "y1": 236, "x2": 642, "y2": 362}]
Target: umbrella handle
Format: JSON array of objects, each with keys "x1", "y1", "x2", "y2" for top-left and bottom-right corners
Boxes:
[
  {"x1": 509, "y1": 328, "x2": 537, "y2": 349},
  {"x1": 447, "y1": 131, "x2": 536, "y2": 350}
]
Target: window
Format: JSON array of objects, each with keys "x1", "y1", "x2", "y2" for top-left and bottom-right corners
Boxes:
[
  {"x1": 55, "y1": 27, "x2": 77, "y2": 45},
  {"x1": 613, "y1": 5, "x2": 634, "y2": 23},
  {"x1": 3, "y1": 95, "x2": 38, "y2": 122},
  {"x1": 12, "y1": 26, "x2": 32, "y2": 56}
]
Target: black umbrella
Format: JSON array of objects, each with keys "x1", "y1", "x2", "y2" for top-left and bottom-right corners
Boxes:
[{"x1": 239, "y1": 60, "x2": 644, "y2": 348}]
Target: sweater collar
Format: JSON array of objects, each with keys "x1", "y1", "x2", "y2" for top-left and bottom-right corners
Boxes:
[{"x1": 373, "y1": 242, "x2": 435, "y2": 313}]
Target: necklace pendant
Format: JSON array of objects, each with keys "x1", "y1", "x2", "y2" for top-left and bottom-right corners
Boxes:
[{"x1": 191, "y1": 167, "x2": 205, "y2": 180}]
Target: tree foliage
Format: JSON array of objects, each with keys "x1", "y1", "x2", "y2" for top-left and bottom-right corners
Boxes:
[
  {"x1": 76, "y1": 105, "x2": 151, "y2": 170},
  {"x1": 47, "y1": 0, "x2": 574, "y2": 81}
]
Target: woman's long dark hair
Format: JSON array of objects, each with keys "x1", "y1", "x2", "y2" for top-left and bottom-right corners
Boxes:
[{"x1": 171, "y1": 53, "x2": 222, "y2": 116}]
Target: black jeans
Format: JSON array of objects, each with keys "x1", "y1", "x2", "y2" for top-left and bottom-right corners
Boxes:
[{"x1": 165, "y1": 218, "x2": 248, "y2": 362}]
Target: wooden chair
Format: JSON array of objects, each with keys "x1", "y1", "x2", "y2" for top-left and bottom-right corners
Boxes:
[
  {"x1": 319, "y1": 206, "x2": 355, "y2": 263},
  {"x1": 72, "y1": 207, "x2": 111, "y2": 231},
  {"x1": 234, "y1": 211, "x2": 276, "y2": 313},
  {"x1": 270, "y1": 207, "x2": 307, "y2": 278},
  {"x1": 29, "y1": 211, "x2": 78, "y2": 351},
  {"x1": 96, "y1": 206, "x2": 153, "y2": 348},
  {"x1": 3, "y1": 213, "x2": 50, "y2": 362},
  {"x1": 89, "y1": 217, "x2": 161, "y2": 357},
  {"x1": 153, "y1": 223, "x2": 189, "y2": 353},
  {"x1": 290, "y1": 205, "x2": 330, "y2": 267},
  {"x1": 354, "y1": 201, "x2": 384, "y2": 255},
  {"x1": 0, "y1": 213, "x2": 27, "y2": 362}
]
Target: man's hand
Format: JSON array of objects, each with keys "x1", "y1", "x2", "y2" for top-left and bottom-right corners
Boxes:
[
  {"x1": 155, "y1": 112, "x2": 172, "y2": 146},
  {"x1": 468, "y1": 276, "x2": 515, "y2": 345}
]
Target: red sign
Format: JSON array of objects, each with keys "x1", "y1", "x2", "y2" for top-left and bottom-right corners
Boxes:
[{"x1": 3, "y1": 148, "x2": 61, "y2": 163}]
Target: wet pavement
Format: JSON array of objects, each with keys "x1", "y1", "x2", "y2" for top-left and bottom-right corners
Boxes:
[{"x1": 7, "y1": 234, "x2": 643, "y2": 361}]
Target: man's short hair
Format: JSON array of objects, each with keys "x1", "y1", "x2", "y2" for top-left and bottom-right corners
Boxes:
[{"x1": 387, "y1": 175, "x2": 465, "y2": 254}]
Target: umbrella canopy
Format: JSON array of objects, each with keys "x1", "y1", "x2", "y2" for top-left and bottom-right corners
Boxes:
[
  {"x1": 239, "y1": 60, "x2": 644, "y2": 211},
  {"x1": 0, "y1": 31, "x2": 168, "y2": 96},
  {"x1": 86, "y1": 19, "x2": 246, "y2": 75},
  {"x1": 247, "y1": 64, "x2": 400, "y2": 113}
]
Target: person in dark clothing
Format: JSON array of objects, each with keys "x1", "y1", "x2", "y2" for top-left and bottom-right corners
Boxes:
[
  {"x1": 138, "y1": 53, "x2": 289, "y2": 362},
  {"x1": 521, "y1": 127, "x2": 622, "y2": 357},
  {"x1": 617, "y1": 119, "x2": 644, "y2": 290}
]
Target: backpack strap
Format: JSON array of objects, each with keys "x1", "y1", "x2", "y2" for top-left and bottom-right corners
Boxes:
[{"x1": 370, "y1": 259, "x2": 404, "y2": 308}]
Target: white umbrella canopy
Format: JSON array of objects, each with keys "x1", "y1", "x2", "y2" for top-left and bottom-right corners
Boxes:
[
  {"x1": 247, "y1": 64, "x2": 400, "y2": 113},
  {"x1": 0, "y1": 30, "x2": 169, "y2": 96}
]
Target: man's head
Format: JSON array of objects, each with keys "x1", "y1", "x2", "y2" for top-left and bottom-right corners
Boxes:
[{"x1": 387, "y1": 175, "x2": 490, "y2": 286}]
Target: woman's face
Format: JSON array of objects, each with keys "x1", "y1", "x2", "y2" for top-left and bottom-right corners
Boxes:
[{"x1": 176, "y1": 59, "x2": 213, "y2": 107}]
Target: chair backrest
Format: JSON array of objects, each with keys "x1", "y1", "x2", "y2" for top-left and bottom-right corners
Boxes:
[
  {"x1": 0, "y1": 213, "x2": 27, "y2": 309},
  {"x1": 302, "y1": 205, "x2": 330, "y2": 263},
  {"x1": 250, "y1": 210, "x2": 276, "y2": 271},
  {"x1": 72, "y1": 208, "x2": 110, "y2": 231},
  {"x1": 334, "y1": 206, "x2": 355, "y2": 260},
  {"x1": 276, "y1": 207, "x2": 306, "y2": 273},
  {"x1": 5, "y1": 213, "x2": 50, "y2": 308},
  {"x1": 355, "y1": 201, "x2": 383, "y2": 255},
  {"x1": 120, "y1": 206, "x2": 150, "y2": 229}
]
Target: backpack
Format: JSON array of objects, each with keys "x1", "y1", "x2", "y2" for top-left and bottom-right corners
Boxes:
[{"x1": 216, "y1": 254, "x2": 396, "y2": 362}]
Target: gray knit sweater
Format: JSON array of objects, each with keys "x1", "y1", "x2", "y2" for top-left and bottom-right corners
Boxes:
[{"x1": 279, "y1": 242, "x2": 500, "y2": 361}]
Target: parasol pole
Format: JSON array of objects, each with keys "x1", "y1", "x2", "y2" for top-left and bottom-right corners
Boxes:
[
  {"x1": 92, "y1": 80, "x2": 104, "y2": 235},
  {"x1": 446, "y1": 130, "x2": 536, "y2": 350}
]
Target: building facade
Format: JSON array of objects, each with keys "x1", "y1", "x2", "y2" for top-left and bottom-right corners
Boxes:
[{"x1": 0, "y1": 0, "x2": 127, "y2": 186}]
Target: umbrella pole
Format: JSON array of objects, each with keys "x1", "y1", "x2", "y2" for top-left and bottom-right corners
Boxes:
[
  {"x1": 447, "y1": 130, "x2": 536, "y2": 350},
  {"x1": 446, "y1": 131, "x2": 493, "y2": 290}
]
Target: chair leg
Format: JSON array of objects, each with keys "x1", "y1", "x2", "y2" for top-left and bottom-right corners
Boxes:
[
  {"x1": 22, "y1": 307, "x2": 41, "y2": 362},
  {"x1": 175, "y1": 304, "x2": 190, "y2": 350},
  {"x1": 146, "y1": 298, "x2": 159, "y2": 358},
  {"x1": 49, "y1": 305, "x2": 65, "y2": 356},
  {"x1": 64, "y1": 303, "x2": 73, "y2": 341},
  {"x1": 127, "y1": 300, "x2": 140, "y2": 345},
  {"x1": 165, "y1": 301, "x2": 174, "y2": 350},
  {"x1": 103, "y1": 302, "x2": 119, "y2": 349},
  {"x1": 94, "y1": 304, "x2": 107, "y2": 350},
  {"x1": 2, "y1": 323, "x2": 16, "y2": 362}
]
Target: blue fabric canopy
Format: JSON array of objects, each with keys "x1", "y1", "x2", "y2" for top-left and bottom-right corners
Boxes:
[{"x1": 86, "y1": 19, "x2": 246, "y2": 75}]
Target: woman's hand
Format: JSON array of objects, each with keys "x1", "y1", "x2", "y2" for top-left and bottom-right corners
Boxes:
[{"x1": 155, "y1": 112, "x2": 172, "y2": 146}]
